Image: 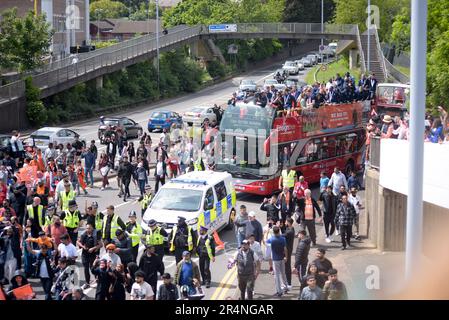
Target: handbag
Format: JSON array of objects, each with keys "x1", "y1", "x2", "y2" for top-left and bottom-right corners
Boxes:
[{"x1": 100, "y1": 165, "x2": 110, "y2": 177}]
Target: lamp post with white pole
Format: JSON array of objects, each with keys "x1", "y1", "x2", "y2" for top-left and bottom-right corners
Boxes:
[
  {"x1": 321, "y1": 0, "x2": 324, "y2": 63},
  {"x1": 367, "y1": 0, "x2": 370, "y2": 72},
  {"x1": 405, "y1": 0, "x2": 427, "y2": 282},
  {"x1": 156, "y1": 0, "x2": 160, "y2": 92}
]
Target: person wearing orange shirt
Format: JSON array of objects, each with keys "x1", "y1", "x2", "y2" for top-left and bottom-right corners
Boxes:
[{"x1": 26, "y1": 231, "x2": 54, "y2": 250}]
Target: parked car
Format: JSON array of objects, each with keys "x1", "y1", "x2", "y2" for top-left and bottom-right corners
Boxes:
[
  {"x1": 282, "y1": 61, "x2": 300, "y2": 75},
  {"x1": 98, "y1": 117, "x2": 143, "y2": 143},
  {"x1": 147, "y1": 111, "x2": 182, "y2": 132},
  {"x1": 239, "y1": 79, "x2": 257, "y2": 92},
  {"x1": 182, "y1": 106, "x2": 217, "y2": 126},
  {"x1": 29, "y1": 127, "x2": 81, "y2": 150},
  {"x1": 310, "y1": 52, "x2": 322, "y2": 63}
]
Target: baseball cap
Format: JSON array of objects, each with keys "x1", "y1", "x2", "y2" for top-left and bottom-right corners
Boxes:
[
  {"x1": 248, "y1": 211, "x2": 256, "y2": 218},
  {"x1": 182, "y1": 251, "x2": 190, "y2": 257},
  {"x1": 115, "y1": 229, "x2": 124, "y2": 236},
  {"x1": 91, "y1": 201, "x2": 98, "y2": 208},
  {"x1": 162, "y1": 273, "x2": 171, "y2": 280},
  {"x1": 241, "y1": 240, "x2": 249, "y2": 245},
  {"x1": 38, "y1": 231, "x2": 46, "y2": 236},
  {"x1": 148, "y1": 219, "x2": 157, "y2": 227}
]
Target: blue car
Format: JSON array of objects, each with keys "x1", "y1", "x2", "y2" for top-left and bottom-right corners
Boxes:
[{"x1": 147, "y1": 111, "x2": 182, "y2": 132}]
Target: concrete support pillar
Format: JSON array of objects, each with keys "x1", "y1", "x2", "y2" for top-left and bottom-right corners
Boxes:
[
  {"x1": 189, "y1": 41, "x2": 199, "y2": 59},
  {"x1": 96, "y1": 76, "x2": 103, "y2": 89},
  {"x1": 349, "y1": 49, "x2": 359, "y2": 70}
]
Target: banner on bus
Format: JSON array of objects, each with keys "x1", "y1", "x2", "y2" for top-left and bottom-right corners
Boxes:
[{"x1": 273, "y1": 102, "x2": 363, "y2": 141}]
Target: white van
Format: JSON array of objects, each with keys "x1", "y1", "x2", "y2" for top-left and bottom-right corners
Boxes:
[{"x1": 141, "y1": 171, "x2": 237, "y2": 236}]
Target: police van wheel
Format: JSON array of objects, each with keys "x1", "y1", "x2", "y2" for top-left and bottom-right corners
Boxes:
[{"x1": 225, "y1": 209, "x2": 236, "y2": 230}]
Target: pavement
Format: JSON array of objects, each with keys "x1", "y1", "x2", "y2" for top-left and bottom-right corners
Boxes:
[{"x1": 18, "y1": 51, "x2": 405, "y2": 300}]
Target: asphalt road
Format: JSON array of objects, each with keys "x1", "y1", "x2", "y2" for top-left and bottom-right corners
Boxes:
[{"x1": 26, "y1": 52, "x2": 322, "y2": 300}]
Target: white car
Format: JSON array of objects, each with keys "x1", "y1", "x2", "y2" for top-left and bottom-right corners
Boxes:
[
  {"x1": 29, "y1": 127, "x2": 81, "y2": 149},
  {"x1": 263, "y1": 79, "x2": 287, "y2": 91},
  {"x1": 141, "y1": 171, "x2": 236, "y2": 237},
  {"x1": 328, "y1": 42, "x2": 338, "y2": 55},
  {"x1": 294, "y1": 60, "x2": 305, "y2": 70},
  {"x1": 282, "y1": 61, "x2": 299, "y2": 75},
  {"x1": 307, "y1": 54, "x2": 318, "y2": 65},
  {"x1": 301, "y1": 58, "x2": 312, "y2": 67},
  {"x1": 239, "y1": 79, "x2": 257, "y2": 92},
  {"x1": 182, "y1": 106, "x2": 217, "y2": 126}
]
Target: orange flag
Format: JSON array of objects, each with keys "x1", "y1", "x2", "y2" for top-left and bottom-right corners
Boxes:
[{"x1": 12, "y1": 284, "x2": 34, "y2": 300}]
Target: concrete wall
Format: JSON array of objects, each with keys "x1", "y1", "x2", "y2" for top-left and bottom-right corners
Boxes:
[{"x1": 365, "y1": 168, "x2": 449, "y2": 253}]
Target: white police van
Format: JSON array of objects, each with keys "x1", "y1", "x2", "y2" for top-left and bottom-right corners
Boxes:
[{"x1": 141, "y1": 171, "x2": 237, "y2": 236}]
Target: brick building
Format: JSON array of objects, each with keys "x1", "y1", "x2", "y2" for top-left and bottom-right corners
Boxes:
[{"x1": 0, "y1": 0, "x2": 89, "y2": 59}]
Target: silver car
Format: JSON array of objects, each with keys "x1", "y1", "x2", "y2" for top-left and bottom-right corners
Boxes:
[
  {"x1": 301, "y1": 58, "x2": 312, "y2": 67},
  {"x1": 307, "y1": 54, "x2": 318, "y2": 65},
  {"x1": 294, "y1": 60, "x2": 305, "y2": 70},
  {"x1": 182, "y1": 106, "x2": 217, "y2": 126},
  {"x1": 29, "y1": 127, "x2": 81, "y2": 150},
  {"x1": 239, "y1": 79, "x2": 257, "y2": 92}
]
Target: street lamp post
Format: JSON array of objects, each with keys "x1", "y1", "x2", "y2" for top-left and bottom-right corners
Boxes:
[
  {"x1": 367, "y1": 0, "x2": 370, "y2": 72},
  {"x1": 96, "y1": 9, "x2": 101, "y2": 41},
  {"x1": 321, "y1": 0, "x2": 324, "y2": 63},
  {"x1": 156, "y1": 0, "x2": 160, "y2": 92},
  {"x1": 405, "y1": 0, "x2": 427, "y2": 281}
]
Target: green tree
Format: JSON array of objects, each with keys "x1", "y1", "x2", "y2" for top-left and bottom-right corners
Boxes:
[
  {"x1": 0, "y1": 8, "x2": 53, "y2": 72},
  {"x1": 390, "y1": 7, "x2": 410, "y2": 54},
  {"x1": 129, "y1": 2, "x2": 157, "y2": 21},
  {"x1": 334, "y1": 0, "x2": 409, "y2": 41},
  {"x1": 283, "y1": 0, "x2": 335, "y2": 23},
  {"x1": 90, "y1": 0, "x2": 129, "y2": 20}
]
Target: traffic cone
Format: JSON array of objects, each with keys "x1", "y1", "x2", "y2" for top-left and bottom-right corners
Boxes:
[{"x1": 213, "y1": 230, "x2": 225, "y2": 252}]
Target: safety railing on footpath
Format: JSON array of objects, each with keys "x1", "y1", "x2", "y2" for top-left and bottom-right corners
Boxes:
[
  {"x1": 355, "y1": 25, "x2": 366, "y2": 73},
  {"x1": 1, "y1": 23, "x2": 358, "y2": 103}
]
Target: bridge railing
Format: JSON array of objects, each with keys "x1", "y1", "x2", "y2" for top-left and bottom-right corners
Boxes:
[
  {"x1": 31, "y1": 25, "x2": 202, "y2": 90},
  {"x1": 2, "y1": 23, "x2": 359, "y2": 102},
  {"x1": 0, "y1": 81, "x2": 25, "y2": 103},
  {"x1": 211, "y1": 23, "x2": 358, "y2": 35}
]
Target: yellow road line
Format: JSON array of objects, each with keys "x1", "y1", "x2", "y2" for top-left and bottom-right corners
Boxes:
[
  {"x1": 217, "y1": 269, "x2": 238, "y2": 300},
  {"x1": 210, "y1": 266, "x2": 235, "y2": 300}
]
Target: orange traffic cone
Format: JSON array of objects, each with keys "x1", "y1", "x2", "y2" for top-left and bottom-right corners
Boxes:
[{"x1": 213, "y1": 230, "x2": 225, "y2": 251}]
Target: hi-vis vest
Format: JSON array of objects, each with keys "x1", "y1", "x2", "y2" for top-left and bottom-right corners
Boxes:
[
  {"x1": 103, "y1": 214, "x2": 120, "y2": 240},
  {"x1": 27, "y1": 205, "x2": 44, "y2": 227},
  {"x1": 194, "y1": 158, "x2": 203, "y2": 171},
  {"x1": 126, "y1": 222, "x2": 143, "y2": 247},
  {"x1": 44, "y1": 216, "x2": 52, "y2": 228},
  {"x1": 63, "y1": 210, "x2": 80, "y2": 229},
  {"x1": 169, "y1": 225, "x2": 193, "y2": 252},
  {"x1": 140, "y1": 194, "x2": 152, "y2": 210},
  {"x1": 282, "y1": 169, "x2": 296, "y2": 188},
  {"x1": 94, "y1": 213, "x2": 103, "y2": 231},
  {"x1": 145, "y1": 226, "x2": 165, "y2": 246},
  {"x1": 197, "y1": 236, "x2": 214, "y2": 260},
  {"x1": 59, "y1": 190, "x2": 76, "y2": 211}
]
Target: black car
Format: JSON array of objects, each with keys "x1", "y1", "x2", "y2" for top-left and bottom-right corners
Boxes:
[{"x1": 98, "y1": 117, "x2": 143, "y2": 144}]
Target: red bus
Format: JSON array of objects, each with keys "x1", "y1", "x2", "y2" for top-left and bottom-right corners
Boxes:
[{"x1": 215, "y1": 100, "x2": 369, "y2": 196}]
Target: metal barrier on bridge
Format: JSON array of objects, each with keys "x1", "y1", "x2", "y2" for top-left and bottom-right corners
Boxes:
[{"x1": 1, "y1": 23, "x2": 359, "y2": 103}]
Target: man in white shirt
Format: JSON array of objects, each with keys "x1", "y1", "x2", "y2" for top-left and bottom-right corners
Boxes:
[
  {"x1": 130, "y1": 271, "x2": 154, "y2": 300},
  {"x1": 328, "y1": 167, "x2": 348, "y2": 196},
  {"x1": 44, "y1": 143, "x2": 58, "y2": 163},
  {"x1": 348, "y1": 188, "x2": 362, "y2": 240},
  {"x1": 248, "y1": 234, "x2": 263, "y2": 280},
  {"x1": 57, "y1": 234, "x2": 78, "y2": 264}
]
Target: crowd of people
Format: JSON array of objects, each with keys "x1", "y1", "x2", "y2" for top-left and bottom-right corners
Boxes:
[
  {"x1": 231, "y1": 165, "x2": 359, "y2": 300},
  {"x1": 229, "y1": 72, "x2": 377, "y2": 115}
]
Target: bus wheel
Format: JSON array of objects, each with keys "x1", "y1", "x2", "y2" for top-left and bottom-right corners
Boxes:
[
  {"x1": 225, "y1": 209, "x2": 236, "y2": 230},
  {"x1": 345, "y1": 160, "x2": 354, "y2": 177}
]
